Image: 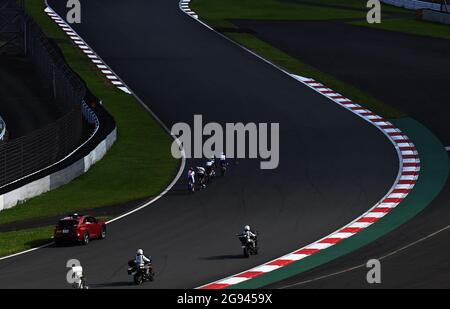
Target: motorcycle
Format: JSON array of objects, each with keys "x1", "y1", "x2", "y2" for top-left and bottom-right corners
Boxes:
[
  {"x1": 71, "y1": 266, "x2": 88, "y2": 289},
  {"x1": 128, "y1": 260, "x2": 155, "y2": 285},
  {"x1": 72, "y1": 276, "x2": 88, "y2": 289},
  {"x1": 219, "y1": 161, "x2": 227, "y2": 176},
  {"x1": 196, "y1": 172, "x2": 207, "y2": 189},
  {"x1": 188, "y1": 178, "x2": 195, "y2": 193},
  {"x1": 206, "y1": 165, "x2": 216, "y2": 183},
  {"x1": 238, "y1": 232, "x2": 259, "y2": 258}
]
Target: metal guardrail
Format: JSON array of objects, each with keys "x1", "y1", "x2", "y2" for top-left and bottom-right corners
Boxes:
[
  {"x1": 0, "y1": 116, "x2": 5, "y2": 141},
  {"x1": 381, "y1": 0, "x2": 450, "y2": 11},
  {"x1": 422, "y1": 7, "x2": 450, "y2": 23},
  {"x1": 82, "y1": 100, "x2": 100, "y2": 128}
]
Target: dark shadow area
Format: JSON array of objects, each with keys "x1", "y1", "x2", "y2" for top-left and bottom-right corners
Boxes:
[
  {"x1": 202, "y1": 254, "x2": 246, "y2": 260},
  {"x1": 51, "y1": 242, "x2": 79, "y2": 248},
  {"x1": 0, "y1": 55, "x2": 64, "y2": 138},
  {"x1": 215, "y1": 27, "x2": 256, "y2": 34},
  {"x1": 23, "y1": 239, "x2": 53, "y2": 249},
  {"x1": 89, "y1": 281, "x2": 135, "y2": 288},
  {"x1": 0, "y1": 198, "x2": 147, "y2": 233}
]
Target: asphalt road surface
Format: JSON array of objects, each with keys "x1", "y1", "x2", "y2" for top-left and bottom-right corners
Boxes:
[
  {"x1": 231, "y1": 20, "x2": 450, "y2": 145},
  {"x1": 0, "y1": 0, "x2": 397, "y2": 288}
]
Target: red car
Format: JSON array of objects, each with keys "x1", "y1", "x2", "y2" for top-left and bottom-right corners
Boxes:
[{"x1": 54, "y1": 214, "x2": 106, "y2": 245}]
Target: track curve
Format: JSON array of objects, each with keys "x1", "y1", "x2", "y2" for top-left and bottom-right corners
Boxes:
[{"x1": 0, "y1": 0, "x2": 397, "y2": 288}]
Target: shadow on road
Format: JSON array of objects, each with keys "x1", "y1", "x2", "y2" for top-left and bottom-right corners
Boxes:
[
  {"x1": 89, "y1": 281, "x2": 134, "y2": 288},
  {"x1": 23, "y1": 239, "x2": 53, "y2": 249},
  {"x1": 202, "y1": 254, "x2": 246, "y2": 260}
]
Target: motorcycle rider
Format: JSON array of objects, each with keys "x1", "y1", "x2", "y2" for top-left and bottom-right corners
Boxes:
[
  {"x1": 205, "y1": 157, "x2": 215, "y2": 179},
  {"x1": 71, "y1": 264, "x2": 87, "y2": 289},
  {"x1": 216, "y1": 152, "x2": 227, "y2": 176},
  {"x1": 196, "y1": 166, "x2": 207, "y2": 188},
  {"x1": 187, "y1": 167, "x2": 195, "y2": 186},
  {"x1": 135, "y1": 249, "x2": 152, "y2": 276},
  {"x1": 242, "y1": 225, "x2": 257, "y2": 248},
  {"x1": 220, "y1": 152, "x2": 227, "y2": 166}
]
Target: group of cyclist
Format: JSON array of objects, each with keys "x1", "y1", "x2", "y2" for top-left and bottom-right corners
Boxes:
[{"x1": 187, "y1": 152, "x2": 227, "y2": 192}]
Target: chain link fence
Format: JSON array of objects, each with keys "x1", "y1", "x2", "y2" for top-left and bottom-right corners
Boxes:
[
  {"x1": 0, "y1": 0, "x2": 25, "y2": 54},
  {"x1": 0, "y1": 108, "x2": 84, "y2": 186},
  {"x1": 381, "y1": 0, "x2": 450, "y2": 11},
  {"x1": 25, "y1": 14, "x2": 86, "y2": 112},
  {"x1": 0, "y1": 2, "x2": 98, "y2": 187},
  {"x1": 0, "y1": 116, "x2": 5, "y2": 141}
]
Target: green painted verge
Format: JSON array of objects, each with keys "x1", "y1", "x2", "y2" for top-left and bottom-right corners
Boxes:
[{"x1": 229, "y1": 117, "x2": 449, "y2": 288}]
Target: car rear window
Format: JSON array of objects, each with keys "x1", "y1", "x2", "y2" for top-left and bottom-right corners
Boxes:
[{"x1": 58, "y1": 219, "x2": 78, "y2": 228}]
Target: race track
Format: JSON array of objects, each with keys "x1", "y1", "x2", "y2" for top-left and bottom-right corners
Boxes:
[{"x1": 0, "y1": 0, "x2": 397, "y2": 288}]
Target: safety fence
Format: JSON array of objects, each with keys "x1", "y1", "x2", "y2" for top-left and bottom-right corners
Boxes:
[
  {"x1": 25, "y1": 15, "x2": 87, "y2": 112},
  {"x1": 82, "y1": 100, "x2": 100, "y2": 127},
  {"x1": 0, "y1": 116, "x2": 5, "y2": 141},
  {"x1": 0, "y1": 108, "x2": 84, "y2": 187},
  {"x1": 381, "y1": 0, "x2": 450, "y2": 11},
  {"x1": 0, "y1": 2, "x2": 101, "y2": 188}
]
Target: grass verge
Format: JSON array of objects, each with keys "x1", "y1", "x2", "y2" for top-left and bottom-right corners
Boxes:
[
  {"x1": 0, "y1": 226, "x2": 53, "y2": 257},
  {"x1": 0, "y1": 0, "x2": 178, "y2": 255},
  {"x1": 191, "y1": 0, "x2": 367, "y2": 22}
]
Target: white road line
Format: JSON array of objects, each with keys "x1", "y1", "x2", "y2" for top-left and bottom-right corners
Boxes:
[{"x1": 0, "y1": 243, "x2": 54, "y2": 261}]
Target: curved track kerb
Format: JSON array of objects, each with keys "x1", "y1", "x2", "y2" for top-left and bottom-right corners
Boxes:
[{"x1": 179, "y1": 2, "x2": 422, "y2": 289}]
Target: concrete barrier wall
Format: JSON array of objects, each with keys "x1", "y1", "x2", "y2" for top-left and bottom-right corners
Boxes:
[
  {"x1": 422, "y1": 8, "x2": 450, "y2": 23},
  {"x1": 381, "y1": 0, "x2": 450, "y2": 11},
  {"x1": 0, "y1": 127, "x2": 117, "y2": 211}
]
